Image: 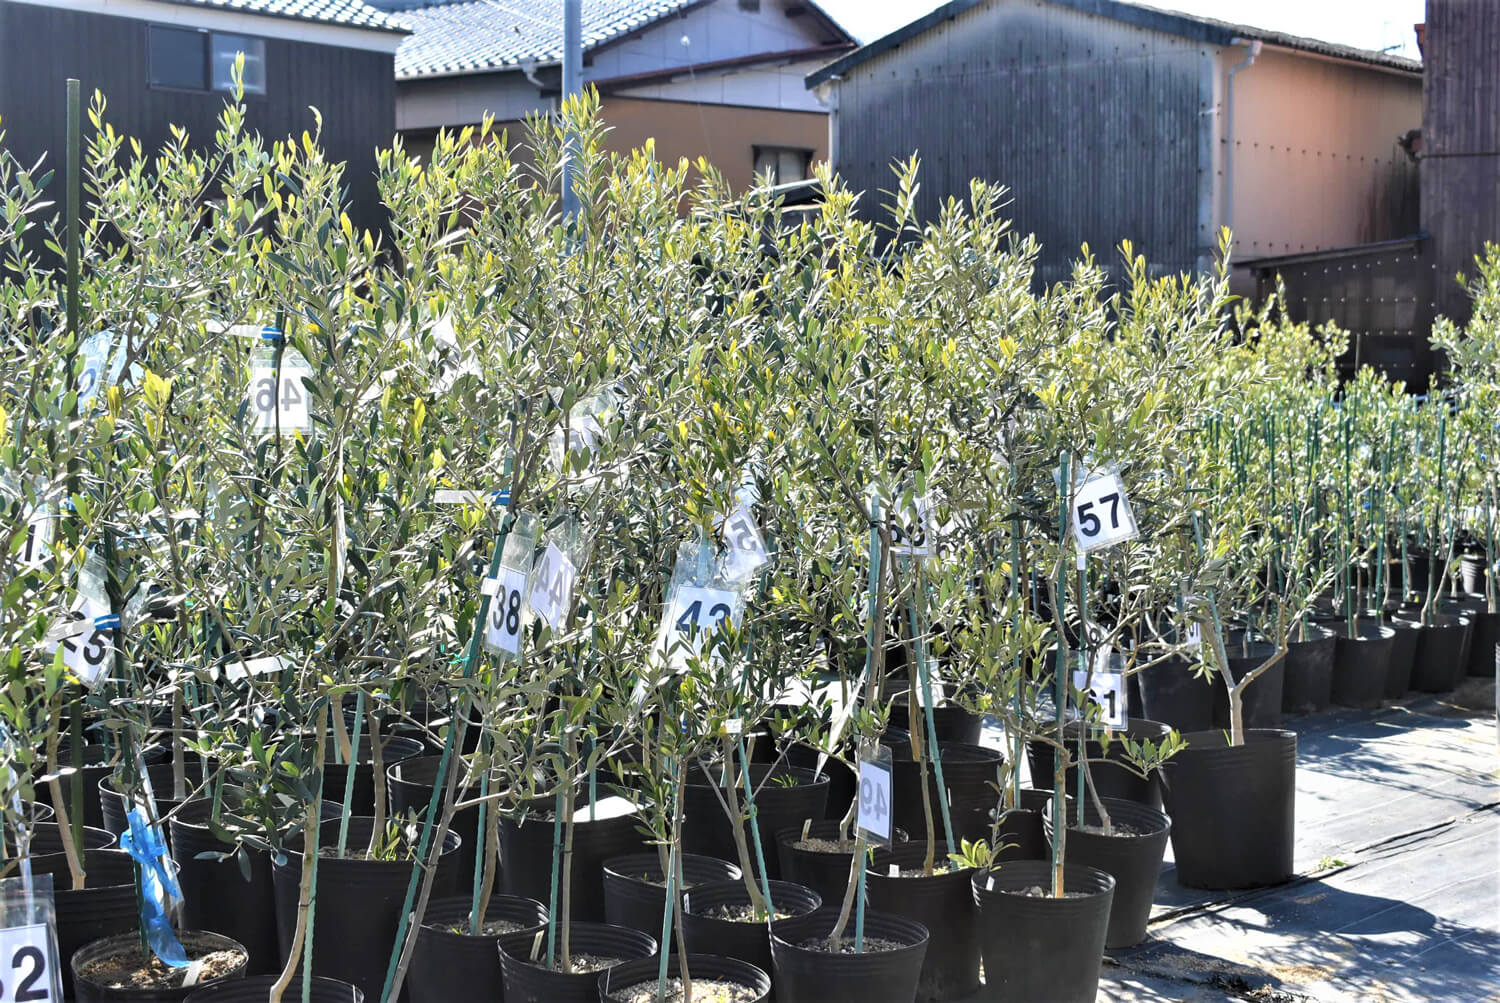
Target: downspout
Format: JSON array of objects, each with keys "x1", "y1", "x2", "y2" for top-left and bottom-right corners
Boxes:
[
  {"x1": 1225, "y1": 38, "x2": 1263, "y2": 241},
  {"x1": 813, "y1": 76, "x2": 841, "y2": 172}
]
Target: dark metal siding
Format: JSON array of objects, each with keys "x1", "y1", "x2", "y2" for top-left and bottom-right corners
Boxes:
[
  {"x1": 832, "y1": 0, "x2": 1207, "y2": 287},
  {"x1": 1421, "y1": 0, "x2": 1500, "y2": 325},
  {"x1": 0, "y1": 1, "x2": 394, "y2": 233}
]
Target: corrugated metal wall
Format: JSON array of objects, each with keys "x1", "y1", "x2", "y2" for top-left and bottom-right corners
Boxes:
[
  {"x1": 833, "y1": 0, "x2": 1209, "y2": 286},
  {"x1": 1421, "y1": 0, "x2": 1500, "y2": 324},
  {"x1": 0, "y1": 1, "x2": 396, "y2": 234}
]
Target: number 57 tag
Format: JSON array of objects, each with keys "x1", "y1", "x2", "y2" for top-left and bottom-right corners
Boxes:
[{"x1": 1069, "y1": 471, "x2": 1138, "y2": 552}]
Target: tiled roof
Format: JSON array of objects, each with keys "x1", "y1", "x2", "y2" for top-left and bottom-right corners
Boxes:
[
  {"x1": 395, "y1": 0, "x2": 695, "y2": 80},
  {"x1": 158, "y1": 0, "x2": 409, "y2": 33}
]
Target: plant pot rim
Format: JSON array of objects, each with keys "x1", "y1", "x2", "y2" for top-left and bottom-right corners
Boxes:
[{"x1": 72, "y1": 929, "x2": 248, "y2": 992}]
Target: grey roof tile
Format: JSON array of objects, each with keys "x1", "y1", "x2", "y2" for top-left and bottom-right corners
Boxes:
[{"x1": 158, "y1": 0, "x2": 409, "y2": 34}]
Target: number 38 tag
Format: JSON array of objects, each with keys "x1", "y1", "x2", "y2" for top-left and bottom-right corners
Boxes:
[
  {"x1": 1070, "y1": 472, "x2": 1138, "y2": 552},
  {"x1": 483, "y1": 567, "x2": 529, "y2": 657}
]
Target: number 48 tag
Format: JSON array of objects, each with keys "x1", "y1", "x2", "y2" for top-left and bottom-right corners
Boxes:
[{"x1": 1070, "y1": 471, "x2": 1138, "y2": 552}]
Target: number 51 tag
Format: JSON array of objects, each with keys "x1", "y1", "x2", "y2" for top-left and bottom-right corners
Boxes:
[
  {"x1": 857, "y1": 744, "x2": 894, "y2": 846},
  {"x1": 1070, "y1": 471, "x2": 1138, "y2": 552},
  {"x1": 1072, "y1": 669, "x2": 1126, "y2": 728}
]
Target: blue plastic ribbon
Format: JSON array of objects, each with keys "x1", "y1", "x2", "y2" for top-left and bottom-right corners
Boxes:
[
  {"x1": 260, "y1": 325, "x2": 283, "y2": 342},
  {"x1": 120, "y1": 807, "x2": 191, "y2": 968}
]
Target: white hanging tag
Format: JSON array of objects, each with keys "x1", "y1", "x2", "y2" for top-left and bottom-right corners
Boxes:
[
  {"x1": 45, "y1": 597, "x2": 116, "y2": 686},
  {"x1": 1072, "y1": 668, "x2": 1126, "y2": 728},
  {"x1": 1067, "y1": 467, "x2": 1139, "y2": 552},
  {"x1": 224, "y1": 655, "x2": 286, "y2": 682},
  {"x1": 856, "y1": 743, "x2": 894, "y2": 847},
  {"x1": 483, "y1": 567, "x2": 530, "y2": 656},
  {"x1": 1184, "y1": 622, "x2": 1203, "y2": 650},
  {"x1": 890, "y1": 492, "x2": 937, "y2": 558},
  {"x1": 720, "y1": 503, "x2": 769, "y2": 579},
  {"x1": 527, "y1": 544, "x2": 577, "y2": 632}
]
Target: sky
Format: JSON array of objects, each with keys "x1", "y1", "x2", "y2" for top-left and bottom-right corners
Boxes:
[{"x1": 815, "y1": 0, "x2": 1427, "y2": 60}]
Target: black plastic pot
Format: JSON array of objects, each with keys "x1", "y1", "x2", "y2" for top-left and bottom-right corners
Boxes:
[
  {"x1": 881, "y1": 742, "x2": 1003, "y2": 848},
  {"x1": 774, "y1": 822, "x2": 908, "y2": 908},
  {"x1": 42, "y1": 744, "x2": 139, "y2": 830},
  {"x1": 887, "y1": 692, "x2": 983, "y2": 747},
  {"x1": 388, "y1": 755, "x2": 489, "y2": 896},
  {"x1": 501, "y1": 796, "x2": 648, "y2": 923},
  {"x1": 602, "y1": 852, "x2": 741, "y2": 937},
  {"x1": 682, "y1": 878, "x2": 821, "y2": 978},
  {"x1": 1212, "y1": 641, "x2": 1285, "y2": 730},
  {"x1": 1161, "y1": 729, "x2": 1296, "y2": 889},
  {"x1": 683, "y1": 764, "x2": 829, "y2": 880},
  {"x1": 73, "y1": 930, "x2": 248, "y2": 1002},
  {"x1": 864, "y1": 842, "x2": 977, "y2": 1002},
  {"x1": 783, "y1": 744, "x2": 855, "y2": 822},
  {"x1": 186, "y1": 977, "x2": 363, "y2": 1002},
  {"x1": 1330, "y1": 620, "x2": 1395, "y2": 709},
  {"x1": 5, "y1": 799, "x2": 54, "y2": 828},
  {"x1": 1281, "y1": 624, "x2": 1338, "y2": 715},
  {"x1": 5, "y1": 820, "x2": 113, "y2": 872},
  {"x1": 171, "y1": 796, "x2": 344, "y2": 976},
  {"x1": 1385, "y1": 617, "x2": 1422, "y2": 696},
  {"x1": 408, "y1": 894, "x2": 548, "y2": 1003},
  {"x1": 598, "y1": 954, "x2": 770, "y2": 1003},
  {"x1": 54, "y1": 849, "x2": 139, "y2": 999},
  {"x1": 1135, "y1": 656, "x2": 1215, "y2": 732},
  {"x1": 971, "y1": 861, "x2": 1114, "y2": 1002},
  {"x1": 321, "y1": 735, "x2": 425, "y2": 817},
  {"x1": 768, "y1": 908, "x2": 928, "y2": 1003},
  {"x1": 1025, "y1": 719, "x2": 1170, "y2": 811},
  {"x1": 1467, "y1": 607, "x2": 1500, "y2": 677},
  {"x1": 1043, "y1": 797, "x2": 1169, "y2": 949},
  {"x1": 271, "y1": 817, "x2": 462, "y2": 1002},
  {"x1": 1461, "y1": 552, "x2": 1487, "y2": 594},
  {"x1": 498, "y1": 922, "x2": 657, "y2": 1003},
  {"x1": 99, "y1": 761, "x2": 213, "y2": 842},
  {"x1": 1407, "y1": 612, "x2": 1471, "y2": 692}
]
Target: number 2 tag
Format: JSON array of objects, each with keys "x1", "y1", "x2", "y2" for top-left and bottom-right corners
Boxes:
[
  {"x1": 1070, "y1": 472, "x2": 1138, "y2": 552},
  {"x1": 248, "y1": 367, "x2": 311, "y2": 434},
  {"x1": 483, "y1": 567, "x2": 529, "y2": 656},
  {"x1": 1072, "y1": 669, "x2": 1126, "y2": 728},
  {"x1": 527, "y1": 545, "x2": 576, "y2": 632},
  {"x1": 0, "y1": 920, "x2": 57, "y2": 1002}
]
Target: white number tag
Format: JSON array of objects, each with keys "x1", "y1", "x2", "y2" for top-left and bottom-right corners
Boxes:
[
  {"x1": 248, "y1": 367, "x2": 311, "y2": 434},
  {"x1": 19, "y1": 508, "x2": 53, "y2": 569},
  {"x1": 483, "y1": 567, "x2": 529, "y2": 656},
  {"x1": 890, "y1": 494, "x2": 936, "y2": 557},
  {"x1": 1072, "y1": 669, "x2": 1126, "y2": 728},
  {"x1": 857, "y1": 752, "x2": 893, "y2": 845},
  {"x1": 1184, "y1": 622, "x2": 1202, "y2": 650},
  {"x1": 223, "y1": 655, "x2": 286, "y2": 682},
  {"x1": 662, "y1": 585, "x2": 740, "y2": 669},
  {"x1": 720, "y1": 505, "x2": 768, "y2": 576},
  {"x1": 45, "y1": 598, "x2": 114, "y2": 687},
  {"x1": 0, "y1": 921, "x2": 57, "y2": 1002},
  {"x1": 527, "y1": 545, "x2": 576, "y2": 631},
  {"x1": 1070, "y1": 472, "x2": 1138, "y2": 552}
]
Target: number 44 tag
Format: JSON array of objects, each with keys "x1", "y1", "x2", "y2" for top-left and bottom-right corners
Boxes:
[{"x1": 1070, "y1": 471, "x2": 1138, "y2": 553}]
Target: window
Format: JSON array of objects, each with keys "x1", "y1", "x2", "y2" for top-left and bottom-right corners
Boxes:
[
  {"x1": 148, "y1": 25, "x2": 266, "y2": 95},
  {"x1": 753, "y1": 146, "x2": 812, "y2": 185}
]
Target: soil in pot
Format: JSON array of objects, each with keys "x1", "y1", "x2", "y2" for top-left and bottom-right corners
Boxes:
[
  {"x1": 1281, "y1": 624, "x2": 1338, "y2": 715},
  {"x1": 1407, "y1": 612, "x2": 1472, "y2": 692},
  {"x1": 1161, "y1": 729, "x2": 1296, "y2": 889},
  {"x1": 1043, "y1": 797, "x2": 1169, "y2": 949},
  {"x1": 501, "y1": 793, "x2": 648, "y2": 924},
  {"x1": 498, "y1": 921, "x2": 657, "y2": 1003},
  {"x1": 682, "y1": 879, "x2": 821, "y2": 980},
  {"x1": 879, "y1": 742, "x2": 1002, "y2": 848},
  {"x1": 769, "y1": 908, "x2": 928, "y2": 1003},
  {"x1": 1025, "y1": 719, "x2": 1170, "y2": 811},
  {"x1": 971, "y1": 861, "x2": 1114, "y2": 1003},
  {"x1": 409, "y1": 894, "x2": 547, "y2": 1003},
  {"x1": 271, "y1": 816, "x2": 462, "y2": 1002},
  {"x1": 598, "y1": 955, "x2": 770, "y2": 1003},
  {"x1": 602, "y1": 852, "x2": 741, "y2": 936},
  {"x1": 1212, "y1": 641, "x2": 1285, "y2": 730},
  {"x1": 1330, "y1": 620, "x2": 1395, "y2": 709},
  {"x1": 184, "y1": 976, "x2": 364, "y2": 1003},
  {"x1": 321, "y1": 735, "x2": 425, "y2": 817},
  {"x1": 773, "y1": 822, "x2": 907, "y2": 908},
  {"x1": 388, "y1": 755, "x2": 490, "y2": 896},
  {"x1": 683, "y1": 764, "x2": 829, "y2": 881},
  {"x1": 864, "y1": 842, "x2": 978, "y2": 1002},
  {"x1": 73, "y1": 930, "x2": 247, "y2": 1002},
  {"x1": 1134, "y1": 656, "x2": 1215, "y2": 732}
]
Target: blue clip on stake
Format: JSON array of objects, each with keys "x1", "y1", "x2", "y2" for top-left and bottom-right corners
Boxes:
[{"x1": 120, "y1": 807, "x2": 191, "y2": 968}]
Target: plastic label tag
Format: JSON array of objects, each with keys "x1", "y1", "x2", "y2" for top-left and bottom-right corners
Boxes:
[
  {"x1": 720, "y1": 504, "x2": 769, "y2": 578},
  {"x1": 19, "y1": 507, "x2": 53, "y2": 570},
  {"x1": 248, "y1": 359, "x2": 312, "y2": 435},
  {"x1": 857, "y1": 744, "x2": 894, "y2": 846},
  {"x1": 0, "y1": 872, "x2": 63, "y2": 1003},
  {"x1": 527, "y1": 545, "x2": 576, "y2": 631},
  {"x1": 1184, "y1": 622, "x2": 1202, "y2": 650},
  {"x1": 1069, "y1": 471, "x2": 1138, "y2": 552},
  {"x1": 45, "y1": 597, "x2": 114, "y2": 687},
  {"x1": 890, "y1": 493, "x2": 937, "y2": 558},
  {"x1": 483, "y1": 567, "x2": 529, "y2": 656},
  {"x1": 663, "y1": 585, "x2": 740, "y2": 669},
  {"x1": 224, "y1": 656, "x2": 285, "y2": 682},
  {"x1": 1072, "y1": 669, "x2": 1126, "y2": 728}
]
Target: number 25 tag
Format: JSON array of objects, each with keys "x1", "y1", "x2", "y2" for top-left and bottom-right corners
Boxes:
[{"x1": 1070, "y1": 472, "x2": 1138, "y2": 552}]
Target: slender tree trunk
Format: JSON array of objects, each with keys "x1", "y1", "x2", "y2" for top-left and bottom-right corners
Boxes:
[
  {"x1": 270, "y1": 706, "x2": 328, "y2": 1003},
  {"x1": 44, "y1": 705, "x2": 86, "y2": 890}
]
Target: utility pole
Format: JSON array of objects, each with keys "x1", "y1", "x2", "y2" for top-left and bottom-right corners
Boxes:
[{"x1": 561, "y1": 0, "x2": 582, "y2": 223}]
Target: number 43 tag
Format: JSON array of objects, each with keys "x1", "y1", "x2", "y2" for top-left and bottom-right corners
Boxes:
[{"x1": 1070, "y1": 471, "x2": 1138, "y2": 552}]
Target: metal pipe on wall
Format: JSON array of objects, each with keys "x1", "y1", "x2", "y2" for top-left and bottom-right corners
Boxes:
[
  {"x1": 562, "y1": 0, "x2": 582, "y2": 222},
  {"x1": 1225, "y1": 37, "x2": 1263, "y2": 240}
]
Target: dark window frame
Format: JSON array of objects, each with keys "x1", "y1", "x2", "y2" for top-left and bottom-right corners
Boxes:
[
  {"x1": 147, "y1": 23, "x2": 268, "y2": 98},
  {"x1": 752, "y1": 145, "x2": 814, "y2": 184}
]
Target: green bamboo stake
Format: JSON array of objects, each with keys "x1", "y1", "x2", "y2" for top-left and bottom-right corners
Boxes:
[
  {"x1": 854, "y1": 492, "x2": 884, "y2": 953},
  {"x1": 468, "y1": 739, "x2": 491, "y2": 930},
  {"x1": 1074, "y1": 553, "x2": 1087, "y2": 829},
  {"x1": 335, "y1": 691, "x2": 364, "y2": 857},
  {"x1": 546, "y1": 783, "x2": 566, "y2": 970},
  {"x1": 908, "y1": 560, "x2": 955, "y2": 860},
  {"x1": 654, "y1": 806, "x2": 678, "y2": 1000},
  {"x1": 1050, "y1": 454, "x2": 1070, "y2": 898}
]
